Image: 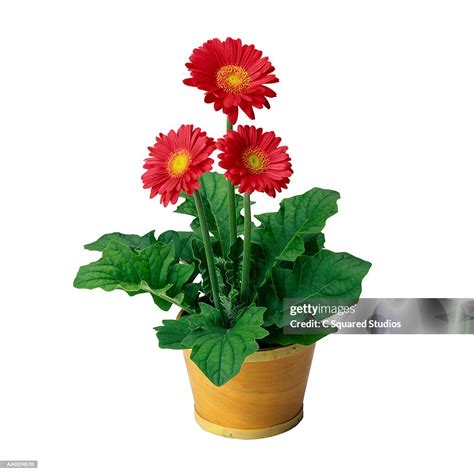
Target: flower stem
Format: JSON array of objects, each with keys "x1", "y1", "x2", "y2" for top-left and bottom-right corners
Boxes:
[
  {"x1": 193, "y1": 190, "x2": 222, "y2": 314},
  {"x1": 226, "y1": 117, "x2": 237, "y2": 247},
  {"x1": 241, "y1": 193, "x2": 252, "y2": 305}
]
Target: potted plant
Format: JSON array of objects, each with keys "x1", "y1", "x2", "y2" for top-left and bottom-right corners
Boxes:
[{"x1": 74, "y1": 37, "x2": 371, "y2": 439}]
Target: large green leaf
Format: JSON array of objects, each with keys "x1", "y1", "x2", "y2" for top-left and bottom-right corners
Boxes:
[
  {"x1": 157, "y1": 230, "x2": 197, "y2": 263},
  {"x1": 155, "y1": 303, "x2": 268, "y2": 386},
  {"x1": 264, "y1": 249, "x2": 371, "y2": 327},
  {"x1": 74, "y1": 241, "x2": 195, "y2": 311},
  {"x1": 189, "y1": 304, "x2": 268, "y2": 386},
  {"x1": 252, "y1": 188, "x2": 340, "y2": 287},
  {"x1": 84, "y1": 231, "x2": 156, "y2": 252},
  {"x1": 176, "y1": 172, "x2": 244, "y2": 257}
]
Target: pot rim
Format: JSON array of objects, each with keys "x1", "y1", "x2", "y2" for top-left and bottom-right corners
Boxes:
[{"x1": 245, "y1": 343, "x2": 313, "y2": 362}]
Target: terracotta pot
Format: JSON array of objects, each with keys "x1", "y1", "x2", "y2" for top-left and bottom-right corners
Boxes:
[{"x1": 183, "y1": 343, "x2": 316, "y2": 439}]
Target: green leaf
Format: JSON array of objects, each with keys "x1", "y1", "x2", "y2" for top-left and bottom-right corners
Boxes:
[
  {"x1": 74, "y1": 241, "x2": 195, "y2": 311},
  {"x1": 188, "y1": 304, "x2": 268, "y2": 386},
  {"x1": 167, "y1": 263, "x2": 196, "y2": 297},
  {"x1": 257, "y1": 282, "x2": 282, "y2": 327},
  {"x1": 155, "y1": 311, "x2": 211, "y2": 350},
  {"x1": 276, "y1": 233, "x2": 326, "y2": 272},
  {"x1": 252, "y1": 188, "x2": 340, "y2": 286},
  {"x1": 264, "y1": 250, "x2": 372, "y2": 327},
  {"x1": 176, "y1": 172, "x2": 244, "y2": 257},
  {"x1": 181, "y1": 283, "x2": 201, "y2": 308},
  {"x1": 157, "y1": 230, "x2": 197, "y2": 263},
  {"x1": 140, "y1": 282, "x2": 190, "y2": 311},
  {"x1": 84, "y1": 231, "x2": 156, "y2": 251},
  {"x1": 154, "y1": 318, "x2": 195, "y2": 349}
]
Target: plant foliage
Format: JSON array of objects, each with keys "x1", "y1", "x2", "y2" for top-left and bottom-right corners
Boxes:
[{"x1": 75, "y1": 172, "x2": 371, "y2": 385}]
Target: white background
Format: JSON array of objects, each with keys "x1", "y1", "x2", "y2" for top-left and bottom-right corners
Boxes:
[{"x1": 1, "y1": 0, "x2": 473, "y2": 473}]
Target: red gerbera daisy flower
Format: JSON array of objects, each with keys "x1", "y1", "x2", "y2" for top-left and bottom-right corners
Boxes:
[
  {"x1": 142, "y1": 125, "x2": 215, "y2": 206},
  {"x1": 184, "y1": 38, "x2": 278, "y2": 125},
  {"x1": 217, "y1": 125, "x2": 292, "y2": 197}
]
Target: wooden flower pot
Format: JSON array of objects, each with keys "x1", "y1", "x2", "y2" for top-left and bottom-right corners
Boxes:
[{"x1": 183, "y1": 343, "x2": 316, "y2": 439}]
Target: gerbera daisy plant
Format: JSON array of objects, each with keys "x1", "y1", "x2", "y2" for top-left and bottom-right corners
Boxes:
[{"x1": 74, "y1": 38, "x2": 371, "y2": 387}]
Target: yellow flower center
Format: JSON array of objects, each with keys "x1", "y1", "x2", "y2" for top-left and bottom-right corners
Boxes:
[
  {"x1": 168, "y1": 150, "x2": 190, "y2": 177},
  {"x1": 216, "y1": 65, "x2": 251, "y2": 94},
  {"x1": 243, "y1": 148, "x2": 268, "y2": 174}
]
